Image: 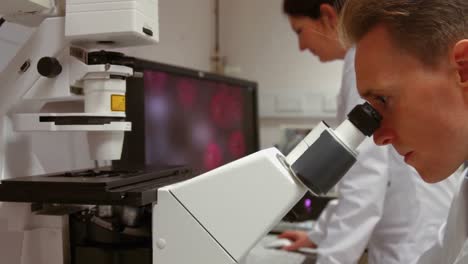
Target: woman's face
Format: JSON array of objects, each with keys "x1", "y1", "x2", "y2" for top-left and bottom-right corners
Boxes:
[{"x1": 288, "y1": 15, "x2": 345, "y2": 62}]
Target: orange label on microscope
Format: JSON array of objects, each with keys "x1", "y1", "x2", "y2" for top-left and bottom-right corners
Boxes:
[{"x1": 111, "y1": 95, "x2": 126, "y2": 112}]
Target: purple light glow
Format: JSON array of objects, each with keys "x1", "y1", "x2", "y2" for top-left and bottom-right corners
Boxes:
[{"x1": 304, "y1": 198, "x2": 312, "y2": 209}]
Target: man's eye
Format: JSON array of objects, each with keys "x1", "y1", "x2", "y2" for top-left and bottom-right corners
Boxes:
[{"x1": 375, "y1": 96, "x2": 388, "y2": 104}]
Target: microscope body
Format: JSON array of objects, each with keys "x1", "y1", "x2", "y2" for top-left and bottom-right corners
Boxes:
[
  {"x1": 154, "y1": 148, "x2": 306, "y2": 263},
  {"x1": 154, "y1": 102, "x2": 381, "y2": 264}
]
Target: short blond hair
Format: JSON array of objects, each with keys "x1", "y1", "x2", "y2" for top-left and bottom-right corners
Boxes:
[{"x1": 339, "y1": 0, "x2": 468, "y2": 66}]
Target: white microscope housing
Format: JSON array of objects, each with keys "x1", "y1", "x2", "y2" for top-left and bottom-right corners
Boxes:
[
  {"x1": 0, "y1": 1, "x2": 159, "y2": 263},
  {"x1": 154, "y1": 103, "x2": 382, "y2": 263},
  {"x1": 0, "y1": 0, "x2": 158, "y2": 163}
]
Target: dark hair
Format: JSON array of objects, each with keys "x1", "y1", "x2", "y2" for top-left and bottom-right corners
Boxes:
[{"x1": 283, "y1": 0, "x2": 345, "y2": 19}]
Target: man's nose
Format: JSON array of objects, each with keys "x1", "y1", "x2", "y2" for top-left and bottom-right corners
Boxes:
[{"x1": 373, "y1": 128, "x2": 396, "y2": 146}]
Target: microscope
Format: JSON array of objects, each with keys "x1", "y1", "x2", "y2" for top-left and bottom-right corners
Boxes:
[
  {"x1": 0, "y1": 1, "x2": 382, "y2": 263},
  {"x1": 153, "y1": 102, "x2": 381, "y2": 263},
  {"x1": 0, "y1": 1, "x2": 190, "y2": 263}
]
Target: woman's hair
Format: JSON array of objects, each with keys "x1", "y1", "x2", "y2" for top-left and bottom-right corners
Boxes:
[
  {"x1": 339, "y1": 0, "x2": 468, "y2": 66},
  {"x1": 283, "y1": 0, "x2": 346, "y2": 19}
]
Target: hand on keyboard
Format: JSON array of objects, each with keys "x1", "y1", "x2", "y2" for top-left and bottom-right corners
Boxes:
[
  {"x1": 263, "y1": 238, "x2": 293, "y2": 249},
  {"x1": 241, "y1": 235, "x2": 316, "y2": 264}
]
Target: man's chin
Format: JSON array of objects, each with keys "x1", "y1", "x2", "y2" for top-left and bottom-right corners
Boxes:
[
  {"x1": 419, "y1": 174, "x2": 444, "y2": 184},
  {"x1": 415, "y1": 166, "x2": 456, "y2": 184}
]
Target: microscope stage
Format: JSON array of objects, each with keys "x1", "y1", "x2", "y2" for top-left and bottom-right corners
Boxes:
[{"x1": 0, "y1": 166, "x2": 192, "y2": 206}]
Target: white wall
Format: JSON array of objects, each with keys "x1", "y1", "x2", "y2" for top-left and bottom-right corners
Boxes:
[
  {"x1": 219, "y1": 0, "x2": 343, "y2": 148},
  {"x1": 119, "y1": 0, "x2": 214, "y2": 71}
]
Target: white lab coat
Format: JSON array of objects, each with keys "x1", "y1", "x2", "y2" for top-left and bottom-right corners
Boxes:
[
  {"x1": 308, "y1": 48, "x2": 462, "y2": 264},
  {"x1": 415, "y1": 174, "x2": 468, "y2": 264}
]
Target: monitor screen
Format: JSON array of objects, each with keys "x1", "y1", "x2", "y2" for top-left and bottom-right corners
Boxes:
[{"x1": 117, "y1": 61, "x2": 259, "y2": 176}]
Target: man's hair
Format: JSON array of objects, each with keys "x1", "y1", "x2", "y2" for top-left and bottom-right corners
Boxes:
[
  {"x1": 339, "y1": 0, "x2": 468, "y2": 66},
  {"x1": 283, "y1": 0, "x2": 346, "y2": 20}
]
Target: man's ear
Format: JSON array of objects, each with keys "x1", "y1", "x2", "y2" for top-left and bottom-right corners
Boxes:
[
  {"x1": 319, "y1": 4, "x2": 338, "y2": 31},
  {"x1": 453, "y1": 39, "x2": 468, "y2": 85}
]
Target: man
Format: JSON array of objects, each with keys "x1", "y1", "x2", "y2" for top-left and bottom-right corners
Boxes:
[
  {"x1": 338, "y1": 0, "x2": 468, "y2": 263},
  {"x1": 278, "y1": 0, "x2": 462, "y2": 263}
]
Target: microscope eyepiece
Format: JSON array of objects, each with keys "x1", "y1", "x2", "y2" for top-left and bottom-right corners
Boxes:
[{"x1": 347, "y1": 102, "x2": 382, "y2": 137}]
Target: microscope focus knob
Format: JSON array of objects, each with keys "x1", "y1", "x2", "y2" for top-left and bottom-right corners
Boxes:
[{"x1": 37, "y1": 57, "x2": 62, "y2": 78}]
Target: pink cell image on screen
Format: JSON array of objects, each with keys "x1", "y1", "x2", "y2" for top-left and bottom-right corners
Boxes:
[
  {"x1": 204, "y1": 143, "x2": 223, "y2": 171},
  {"x1": 176, "y1": 79, "x2": 197, "y2": 110},
  {"x1": 144, "y1": 71, "x2": 168, "y2": 95},
  {"x1": 225, "y1": 88, "x2": 244, "y2": 124},
  {"x1": 210, "y1": 87, "x2": 245, "y2": 129},
  {"x1": 229, "y1": 131, "x2": 246, "y2": 159},
  {"x1": 192, "y1": 120, "x2": 214, "y2": 150}
]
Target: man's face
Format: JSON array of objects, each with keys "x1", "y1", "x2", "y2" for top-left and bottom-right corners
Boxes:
[
  {"x1": 355, "y1": 25, "x2": 468, "y2": 183},
  {"x1": 288, "y1": 15, "x2": 342, "y2": 62}
]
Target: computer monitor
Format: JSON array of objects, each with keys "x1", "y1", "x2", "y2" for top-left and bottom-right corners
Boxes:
[{"x1": 115, "y1": 60, "x2": 259, "y2": 175}]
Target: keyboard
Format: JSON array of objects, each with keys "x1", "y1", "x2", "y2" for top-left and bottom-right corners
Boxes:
[
  {"x1": 270, "y1": 220, "x2": 316, "y2": 233},
  {"x1": 242, "y1": 248, "x2": 306, "y2": 264}
]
